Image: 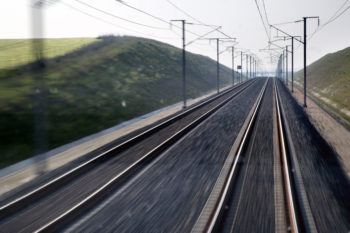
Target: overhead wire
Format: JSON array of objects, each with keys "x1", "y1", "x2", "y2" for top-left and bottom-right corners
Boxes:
[
  {"x1": 69, "y1": 1, "x2": 247, "y2": 67},
  {"x1": 91, "y1": 2, "x2": 222, "y2": 61},
  {"x1": 190, "y1": 42, "x2": 217, "y2": 53},
  {"x1": 309, "y1": 0, "x2": 350, "y2": 40},
  {"x1": 262, "y1": 0, "x2": 271, "y2": 38},
  {"x1": 169, "y1": 29, "x2": 182, "y2": 37},
  {"x1": 1, "y1": 1, "x2": 244, "y2": 69},
  {"x1": 254, "y1": 0, "x2": 271, "y2": 41},
  {"x1": 254, "y1": 0, "x2": 271, "y2": 69},
  {"x1": 62, "y1": 0, "x2": 221, "y2": 60},
  {"x1": 165, "y1": 0, "x2": 234, "y2": 38},
  {"x1": 271, "y1": 20, "x2": 298, "y2": 26},
  {"x1": 320, "y1": 1, "x2": 350, "y2": 27},
  {"x1": 114, "y1": 0, "x2": 205, "y2": 37},
  {"x1": 166, "y1": 0, "x2": 205, "y2": 25},
  {"x1": 115, "y1": 0, "x2": 171, "y2": 27},
  {"x1": 326, "y1": 0, "x2": 350, "y2": 24},
  {"x1": 60, "y1": 1, "x2": 178, "y2": 40},
  {"x1": 216, "y1": 30, "x2": 235, "y2": 39},
  {"x1": 73, "y1": 0, "x2": 169, "y2": 30},
  {"x1": 186, "y1": 27, "x2": 222, "y2": 46}
]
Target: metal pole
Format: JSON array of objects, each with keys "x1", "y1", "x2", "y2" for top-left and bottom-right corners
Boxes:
[
  {"x1": 279, "y1": 56, "x2": 280, "y2": 79},
  {"x1": 282, "y1": 50, "x2": 284, "y2": 83},
  {"x1": 280, "y1": 55, "x2": 282, "y2": 79},
  {"x1": 292, "y1": 37, "x2": 294, "y2": 93},
  {"x1": 216, "y1": 38, "x2": 219, "y2": 93},
  {"x1": 280, "y1": 56, "x2": 282, "y2": 79},
  {"x1": 182, "y1": 20, "x2": 187, "y2": 108},
  {"x1": 255, "y1": 60, "x2": 257, "y2": 77},
  {"x1": 276, "y1": 57, "x2": 281, "y2": 78},
  {"x1": 240, "y1": 51, "x2": 243, "y2": 83},
  {"x1": 232, "y1": 46, "x2": 235, "y2": 86},
  {"x1": 286, "y1": 46, "x2": 288, "y2": 88},
  {"x1": 254, "y1": 60, "x2": 256, "y2": 77},
  {"x1": 254, "y1": 59, "x2": 256, "y2": 78},
  {"x1": 253, "y1": 58, "x2": 255, "y2": 78},
  {"x1": 246, "y1": 54, "x2": 248, "y2": 81},
  {"x1": 247, "y1": 56, "x2": 249, "y2": 79},
  {"x1": 278, "y1": 57, "x2": 280, "y2": 78},
  {"x1": 284, "y1": 51, "x2": 286, "y2": 83},
  {"x1": 32, "y1": 0, "x2": 48, "y2": 174},
  {"x1": 249, "y1": 56, "x2": 252, "y2": 79},
  {"x1": 303, "y1": 17, "x2": 307, "y2": 107}
]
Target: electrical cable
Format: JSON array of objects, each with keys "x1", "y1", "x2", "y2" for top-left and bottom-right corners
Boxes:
[
  {"x1": 170, "y1": 29, "x2": 182, "y2": 37},
  {"x1": 321, "y1": 3, "x2": 350, "y2": 27},
  {"x1": 60, "y1": 1, "x2": 178, "y2": 40},
  {"x1": 165, "y1": 0, "x2": 234, "y2": 38},
  {"x1": 262, "y1": 0, "x2": 271, "y2": 37},
  {"x1": 254, "y1": 0, "x2": 271, "y2": 41},
  {"x1": 309, "y1": 0, "x2": 350, "y2": 40},
  {"x1": 115, "y1": 0, "x2": 204, "y2": 37},
  {"x1": 69, "y1": 0, "x2": 221, "y2": 57},
  {"x1": 166, "y1": 0, "x2": 204, "y2": 25},
  {"x1": 115, "y1": 0, "x2": 170, "y2": 27},
  {"x1": 74, "y1": 0, "x2": 169, "y2": 30},
  {"x1": 216, "y1": 30, "x2": 235, "y2": 39},
  {"x1": 186, "y1": 27, "x2": 221, "y2": 46},
  {"x1": 326, "y1": 0, "x2": 350, "y2": 24},
  {"x1": 271, "y1": 20, "x2": 297, "y2": 26}
]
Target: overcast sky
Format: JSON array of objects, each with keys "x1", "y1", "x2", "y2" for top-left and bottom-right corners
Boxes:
[{"x1": 1, "y1": 0, "x2": 349, "y2": 72}]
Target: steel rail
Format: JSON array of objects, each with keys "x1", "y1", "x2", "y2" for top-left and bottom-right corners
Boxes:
[
  {"x1": 274, "y1": 79, "x2": 299, "y2": 233},
  {"x1": 204, "y1": 78, "x2": 268, "y2": 233},
  {"x1": 0, "y1": 80, "x2": 255, "y2": 219},
  {"x1": 275, "y1": 79, "x2": 317, "y2": 233},
  {"x1": 33, "y1": 80, "x2": 258, "y2": 233}
]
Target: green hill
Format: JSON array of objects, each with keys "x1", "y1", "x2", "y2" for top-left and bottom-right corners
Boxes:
[
  {"x1": 295, "y1": 46, "x2": 350, "y2": 126},
  {"x1": 0, "y1": 38, "x2": 98, "y2": 69},
  {"x1": 0, "y1": 35, "x2": 240, "y2": 167}
]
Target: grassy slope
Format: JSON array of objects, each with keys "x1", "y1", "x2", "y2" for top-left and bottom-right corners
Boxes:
[
  {"x1": 0, "y1": 36, "x2": 239, "y2": 167},
  {"x1": 295, "y1": 46, "x2": 350, "y2": 124},
  {"x1": 0, "y1": 38, "x2": 99, "y2": 69}
]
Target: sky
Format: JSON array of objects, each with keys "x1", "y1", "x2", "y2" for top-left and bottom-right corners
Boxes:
[{"x1": 1, "y1": 0, "x2": 349, "y2": 73}]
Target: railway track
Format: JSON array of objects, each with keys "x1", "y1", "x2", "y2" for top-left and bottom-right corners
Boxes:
[
  {"x1": 191, "y1": 78, "x2": 315, "y2": 233},
  {"x1": 0, "y1": 79, "x2": 260, "y2": 232}
]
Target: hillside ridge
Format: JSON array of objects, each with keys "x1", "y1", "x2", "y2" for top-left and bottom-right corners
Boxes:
[
  {"x1": 295, "y1": 46, "x2": 350, "y2": 126},
  {"x1": 0, "y1": 35, "x2": 241, "y2": 167}
]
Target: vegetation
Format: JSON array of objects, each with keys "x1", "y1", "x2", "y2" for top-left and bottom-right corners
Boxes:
[
  {"x1": 295, "y1": 46, "x2": 350, "y2": 126},
  {"x1": 0, "y1": 38, "x2": 99, "y2": 69},
  {"x1": 0, "y1": 36, "x2": 239, "y2": 168}
]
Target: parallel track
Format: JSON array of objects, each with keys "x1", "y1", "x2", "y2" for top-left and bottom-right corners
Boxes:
[
  {"x1": 2, "y1": 78, "x2": 313, "y2": 233},
  {"x1": 0, "y1": 81, "x2": 253, "y2": 220},
  {"x1": 192, "y1": 78, "x2": 309, "y2": 233},
  {"x1": 275, "y1": 79, "x2": 299, "y2": 233},
  {"x1": 0, "y1": 80, "x2": 259, "y2": 232},
  {"x1": 275, "y1": 79, "x2": 318, "y2": 233}
]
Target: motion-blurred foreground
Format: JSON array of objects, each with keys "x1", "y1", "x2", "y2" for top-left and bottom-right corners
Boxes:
[
  {"x1": 0, "y1": 1, "x2": 350, "y2": 233},
  {"x1": 0, "y1": 35, "x2": 238, "y2": 168}
]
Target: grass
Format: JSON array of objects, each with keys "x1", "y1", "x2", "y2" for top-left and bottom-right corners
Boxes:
[
  {"x1": 0, "y1": 35, "x2": 240, "y2": 168},
  {"x1": 0, "y1": 38, "x2": 99, "y2": 69},
  {"x1": 295, "y1": 46, "x2": 350, "y2": 125}
]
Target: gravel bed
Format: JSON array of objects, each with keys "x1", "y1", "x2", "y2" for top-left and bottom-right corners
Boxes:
[
  {"x1": 277, "y1": 79, "x2": 350, "y2": 233},
  {"x1": 64, "y1": 79, "x2": 266, "y2": 233},
  {"x1": 0, "y1": 80, "x2": 260, "y2": 232}
]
